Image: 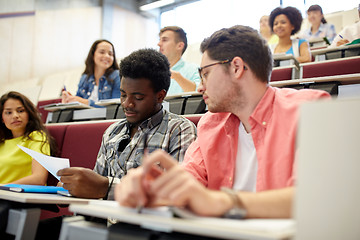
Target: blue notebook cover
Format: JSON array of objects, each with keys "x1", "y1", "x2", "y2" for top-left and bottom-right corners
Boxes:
[{"x1": 0, "y1": 184, "x2": 68, "y2": 194}]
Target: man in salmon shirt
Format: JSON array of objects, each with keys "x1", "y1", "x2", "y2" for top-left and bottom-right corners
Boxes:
[{"x1": 115, "y1": 25, "x2": 331, "y2": 219}]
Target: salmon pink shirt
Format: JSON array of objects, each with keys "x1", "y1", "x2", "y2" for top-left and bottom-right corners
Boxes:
[{"x1": 182, "y1": 87, "x2": 330, "y2": 191}]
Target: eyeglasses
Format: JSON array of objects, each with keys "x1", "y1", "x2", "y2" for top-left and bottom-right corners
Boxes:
[
  {"x1": 198, "y1": 60, "x2": 230, "y2": 82},
  {"x1": 198, "y1": 59, "x2": 247, "y2": 83}
]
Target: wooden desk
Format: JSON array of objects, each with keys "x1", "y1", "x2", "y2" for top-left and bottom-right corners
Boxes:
[
  {"x1": 0, "y1": 190, "x2": 90, "y2": 240},
  {"x1": 61, "y1": 201, "x2": 295, "y2": 240}
]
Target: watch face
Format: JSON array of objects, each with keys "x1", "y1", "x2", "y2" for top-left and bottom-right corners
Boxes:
[{"x1": 223, "y1": 207, "x2": 247, "y2": 219}]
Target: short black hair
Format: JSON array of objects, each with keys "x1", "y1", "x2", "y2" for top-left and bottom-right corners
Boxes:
[
  {"x1": 200, "y1": 25, "x2": 272, "y2": 83},
  {"x1": 119, "y1": 48, "x2": 171, "y2": 92},
  {"x1": 269, "y1": 6, "x2": 303, "y2": 35},
  {"x1": 160, "y1": 26, "x2": 188, "y2": 55}
]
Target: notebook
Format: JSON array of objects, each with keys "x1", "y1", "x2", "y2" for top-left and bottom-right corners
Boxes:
[{"x1": 0, "y1": 184, "x2": 68, "y2": 194}]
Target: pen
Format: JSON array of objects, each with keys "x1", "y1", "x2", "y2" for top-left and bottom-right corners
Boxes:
[
  {"x1": 339, "y1": 34, "x2": 343, "y2": 39},
  {"x1": 63, "y1": 85, "x2": 67, "y2": 91},
  {"x1": 137, "y1": 131, "x2": 149, "y2": 213}
]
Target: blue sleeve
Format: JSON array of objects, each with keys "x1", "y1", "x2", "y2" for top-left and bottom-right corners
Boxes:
[
  {"x1": 76, "y1": 74, "x2": 87, "y2": 97},
  {"x1": 88, "y1": 99, "x2": 97, "y2": 107},
  {"x1": 111, "y1": 71, "x2": 121, "y2": 99},
  {"x1": 328, "y1": 24, "x2": 336, "y2": 43}
]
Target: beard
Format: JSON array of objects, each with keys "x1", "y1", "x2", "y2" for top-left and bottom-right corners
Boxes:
[{"x1": 207, "y1": 83, "x2": 243, "y2": 113}]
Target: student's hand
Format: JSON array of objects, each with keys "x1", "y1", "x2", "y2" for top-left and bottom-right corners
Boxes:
[
  {"x1": 115, "y1": 150, "x2": 233, "y2": 217},
  {"x1": 170, "y1": 70, "x2": 181, "y2": 81},
  {"x1": 61, "y1": 91, "x2": 89, "y2": 105},
  {"x1": 143, "y1": 150, "x2": 232, "y2": 216},
  {"x1": 115, "y1": 167, "x2": 149, "y2": 207},
  {"x1": 61, "y1": 91, "x2": 71, "y2": 103},
  {"x1": 336, "y1": 39, "x2": 350, "y2": 46},
  {"x1": 170, "y1": 70, "x2": 196, "y2": 92},
  {"x1": 57, "y1": 167, "x2": 109, "y2": 199}
]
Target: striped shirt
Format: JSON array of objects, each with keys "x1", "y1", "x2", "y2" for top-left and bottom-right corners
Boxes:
[{"x1": 93, "y1": 108, "x2": 197, "y2": 199}]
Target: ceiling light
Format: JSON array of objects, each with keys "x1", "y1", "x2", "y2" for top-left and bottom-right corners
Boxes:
[{"x1": 140, "y1": 0, "x2": 175, "y2": 11}]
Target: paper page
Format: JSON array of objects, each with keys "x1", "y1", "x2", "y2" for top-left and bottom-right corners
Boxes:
[
  {"x1": 18, "y1": 145, "x2": 69, "y2": 180},
  {"x1": 95, "y1": 99, "x2": 121, "y2": 106},
  {"x1": 90, "y1": 200, "x2": 173, "y2": 218}
]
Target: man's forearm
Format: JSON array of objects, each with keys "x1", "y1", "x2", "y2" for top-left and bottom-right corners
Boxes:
[{"x1": 239, "y1": 187, "x2": 294, "y2": 218}]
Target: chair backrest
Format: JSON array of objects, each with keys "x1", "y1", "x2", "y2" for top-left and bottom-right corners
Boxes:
[
  {"x1": 37, "y1": 98, "x2": 62, "y2": 123},
  {"x1": 46, "y1": 124, "x2": 68, "y2": 186},
  {"x1": 302, "y1": 57, "x2": 360, "y2": 79},
  {"x1": 60, "y1": 121, "x2": 115, "y2": 169},
  {"x1": 184, "y1": 114, "x2": 202, "y2": 127},
  {"x1": 270, "y1": 67, "x2": 293, "y2": 82}
]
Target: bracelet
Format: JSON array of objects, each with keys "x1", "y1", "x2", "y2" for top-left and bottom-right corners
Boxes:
[
  {"x1": 103, "y1": 176, "x2": 114, "y2": 200},
  {"x1": 220, "y1": 187, "x2": 247, "y2": 219}
]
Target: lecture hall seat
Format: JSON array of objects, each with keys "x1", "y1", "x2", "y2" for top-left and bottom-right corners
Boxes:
[
  {"x1": 270, "y1": 67, "x2": 293, "y2": 82},
  {"x1": 302, "y1": 57, "x2": 360, "y2": 79}
]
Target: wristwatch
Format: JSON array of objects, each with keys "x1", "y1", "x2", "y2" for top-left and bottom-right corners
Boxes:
[{"x1": 221, "y1": 187, "x2": 247, "y2": 219}]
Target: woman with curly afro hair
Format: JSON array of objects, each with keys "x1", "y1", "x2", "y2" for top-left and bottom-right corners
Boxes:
[{"x1": 269, "y1": 6, "x2": 312, "y2": 63}]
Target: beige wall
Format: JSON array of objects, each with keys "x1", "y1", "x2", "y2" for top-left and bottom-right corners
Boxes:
[
  {"x1": 0, "y1": 5, "x2": 159, "y2": 96},
  {"x1": 0, "y1": 7, "x2": 102, "y2": 86},
  {"x1": 112, "y1": 6, "x2": 159, "y2": 60}
]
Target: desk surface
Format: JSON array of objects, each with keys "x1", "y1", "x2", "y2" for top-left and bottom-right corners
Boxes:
[
  {"x1": 0, "y1": 189, "x2": 91, "y2": 204},
  {"x1": 311, "y1": 43, "x2": 360, "y2": 56},
  {"x1": 70, "y1": 201, "x2": 295, "y2": 240},
  {"x1": 273, "y1": 54, "x2": 294, "y2": 61},
  {"x1": 165, "y1": 91, "x2": 202, "y2": 100},
  {"x1": 270, "y1": 73, "x2": 360, "y2": 87}
]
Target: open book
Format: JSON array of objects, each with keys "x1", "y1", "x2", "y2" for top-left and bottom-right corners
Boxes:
[{"x1": 41, "y1": 101, "x2": 93, "y2": 111}]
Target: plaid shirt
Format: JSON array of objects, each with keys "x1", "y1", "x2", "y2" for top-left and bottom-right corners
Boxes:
[{"x1": 93, "y1": 109, "x2": 197, "y2": 199}]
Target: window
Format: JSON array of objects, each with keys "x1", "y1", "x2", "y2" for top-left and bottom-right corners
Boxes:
[{"x1": 161, "y1": 0, "x2": 359, "y2": 44}]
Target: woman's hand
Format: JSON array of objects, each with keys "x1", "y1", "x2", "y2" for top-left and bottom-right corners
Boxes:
[
  {"x1": 61, "y1": 91, "x2": 89, "y2": 105},
  {"x1": 336, "y1": 39, "x2": 350, "y2": 46}
]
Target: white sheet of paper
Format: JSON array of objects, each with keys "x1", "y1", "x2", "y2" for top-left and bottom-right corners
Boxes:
[{"x1": 18, "y1": 145, "x2": 70, "y2": 181}]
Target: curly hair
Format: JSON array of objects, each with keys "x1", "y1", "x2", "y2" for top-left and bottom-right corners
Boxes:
[
  {"x1": 119, "y1": 48, "x2": 171, "y2": 93},
  {"x1": 83, "y1": 39, "x2": 120, "y2": 83},
  {"x1": 200, "y1": 25, "x2": 272, "y2": 83},
  {"x1": 0, "y1": 91, "x2": 58, "y2": 156},
  {"x1": 269, "y1": 6, "x2": 303, "y2": 35}
]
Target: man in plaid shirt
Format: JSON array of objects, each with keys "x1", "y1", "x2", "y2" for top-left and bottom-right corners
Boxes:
[{"x1": 57, "y1": 49, "x2": 197, "y2": 199}]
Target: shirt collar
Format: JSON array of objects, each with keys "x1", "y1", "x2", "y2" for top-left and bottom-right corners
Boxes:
[
  {"x1": 127, "y1": 108, "x2": 164, "y2": 132},
  {"x1": 249, "y1": 87, "x2": 275, "y2": 128},
  {"x1": 172, "y1": 58, "x2": 185, "y2": 70},
  {"x1": 309, "y1": 23, "x2": 325, "y2": 35}
]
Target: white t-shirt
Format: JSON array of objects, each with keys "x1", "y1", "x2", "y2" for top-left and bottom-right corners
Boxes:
[
  {"x1": 232, "y1": 123, "x2": 258, "y2": 192},
  {"x1": 88, "y1": 85, "x2": 99, "y2": 103}
]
